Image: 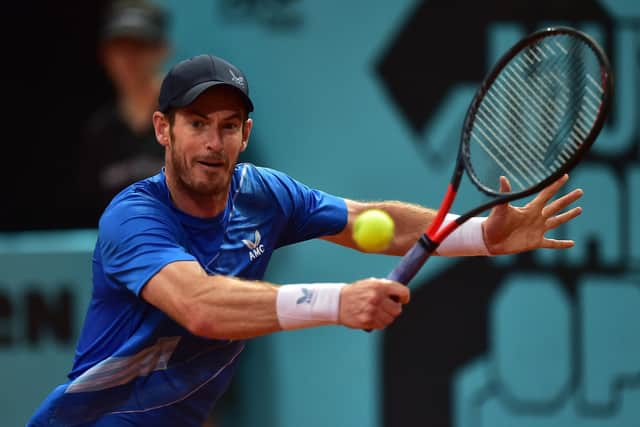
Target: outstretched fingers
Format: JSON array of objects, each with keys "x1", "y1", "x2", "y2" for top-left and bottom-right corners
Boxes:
[
  {"x1": 532, "y1": 174, "x2": 570, "y2": 208},
  {"x1": 489, "y1": 176, "x2": 513, "y2": 218},
  {"x1": 541, "y1": 237, "x2": 575, "y2": 249},
  {"x1": 541, "y1": 188, "x2": 584, "y2": 218},
  {"x1": 499, "y1": 175, "x2": 512, "y2": 193},
  {"x1": 545, "y1": 206, "x2": 583, "y2": 230}
]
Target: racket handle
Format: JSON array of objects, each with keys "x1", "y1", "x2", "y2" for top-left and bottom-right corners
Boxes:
[
  {"x1": 364, "y1": 236, "x2": 437, "y2": 332},
  {"x1": 387, "y1": 236, "x2": 437, "y2": 285}
]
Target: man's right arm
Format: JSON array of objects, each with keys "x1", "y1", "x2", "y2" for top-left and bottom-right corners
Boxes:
[{"x1": 140, "y1": 261, "x2": 410, "y2": 340}]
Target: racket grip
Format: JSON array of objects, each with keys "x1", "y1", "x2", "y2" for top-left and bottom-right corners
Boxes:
[
  {"x1": 387, "y1": 236, "x2": 437, "y2": 285},
  {"x1": 364, "y1": 236, "x2": 437, "y2": 332}
]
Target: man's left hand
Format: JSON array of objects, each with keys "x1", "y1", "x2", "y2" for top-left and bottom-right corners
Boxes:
[{"x1": 482, "y1": 174, "x2": 583, "y2": 255}]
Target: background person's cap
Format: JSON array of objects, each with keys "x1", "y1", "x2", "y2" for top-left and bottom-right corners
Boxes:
[
  {"x1": 158, "y1": 54, "x2": 254, "y2": 113},
  {"x1": 100, "y1": 0, "x2": 168, "y2": 43}
]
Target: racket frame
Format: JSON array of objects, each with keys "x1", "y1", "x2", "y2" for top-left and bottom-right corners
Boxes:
[
  {"x1": 428, "y1": 26, "x2": 613, "y2": 246},
  {"x1": 392, "y1": 26, "x2": 614, "y2": 285},
  {"x1": 462, "y1": 26, "x2": 614, "y2": 199}
]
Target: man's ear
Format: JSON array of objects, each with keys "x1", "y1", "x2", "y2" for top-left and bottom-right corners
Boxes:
[
  {"x1": 241, "y1": 118, "x2": 253, "y2": 152},
  {"x1": 153, "y1": 111, "x2": 170, "y2": 147}
]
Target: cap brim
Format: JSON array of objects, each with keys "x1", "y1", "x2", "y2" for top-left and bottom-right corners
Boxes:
[{"x1": 172, "y1": 81, "x2": 254, "y2": 112}]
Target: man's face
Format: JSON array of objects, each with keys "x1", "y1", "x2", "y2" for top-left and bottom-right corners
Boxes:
[{"x1": 159, "y1": 86, "x2": 252, "y2": 199}]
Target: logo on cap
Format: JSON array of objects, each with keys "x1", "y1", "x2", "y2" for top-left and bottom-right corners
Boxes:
[{"x1": 229, "y1": 69, "x2": 245, "y2": 88}]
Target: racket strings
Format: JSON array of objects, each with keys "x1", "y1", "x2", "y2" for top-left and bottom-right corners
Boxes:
[
  {"x1": 474, "y1": 59, "x2": 573, "y2": 185},
  {"x1": 514, "y1": 38, "x2": 601, "y2": 156},
  {"x1": 467, "y1": 33, "x2": 606, "y2": 193},
  {"x1": 496, "y1": 41, "x2": 587, "y2": 159}
]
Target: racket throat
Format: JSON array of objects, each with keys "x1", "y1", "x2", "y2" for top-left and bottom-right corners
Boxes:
[
  {"x1": 419, "y1": 234, "x2": 439, "y2": 253},
  {"x1": 426, "y1": 184, "x2": 458, "y2": 237}
]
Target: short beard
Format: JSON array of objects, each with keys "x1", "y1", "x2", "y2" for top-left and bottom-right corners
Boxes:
[{"x1": 168, "y1": 136, "x2": 231, "y2": 201}]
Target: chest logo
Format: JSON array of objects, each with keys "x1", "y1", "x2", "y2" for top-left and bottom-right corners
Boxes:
[{"x1": 242, "y1": 230, "x2": 265, "y2": 261}]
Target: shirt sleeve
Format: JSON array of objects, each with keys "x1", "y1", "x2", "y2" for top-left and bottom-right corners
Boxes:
[
  {"x1": 97, "y1": 195, "x2": 197, "y2": 296},
  {"x1": 255, "y1": 167, "x2": 348, "y2": 247}
]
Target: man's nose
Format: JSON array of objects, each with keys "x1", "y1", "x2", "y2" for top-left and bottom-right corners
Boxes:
[{"x1": 204, "y1": 130, "x2": 224, "y2": 151}]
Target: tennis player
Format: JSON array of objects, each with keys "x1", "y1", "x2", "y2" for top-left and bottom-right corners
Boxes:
[{"x1": 28, "y1": 54, "x2": 583, "y2": 426}]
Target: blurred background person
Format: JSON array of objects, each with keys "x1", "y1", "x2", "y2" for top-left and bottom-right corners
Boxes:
[{"x1": 75, "y1": 0, "x2": 171, "y2": 227}]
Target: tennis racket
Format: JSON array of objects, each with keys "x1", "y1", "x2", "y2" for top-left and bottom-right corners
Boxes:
[{"x1": 389, "y1": 26, "x2": 613, "y2": 286}]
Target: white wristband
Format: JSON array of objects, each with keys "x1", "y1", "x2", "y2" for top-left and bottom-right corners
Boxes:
[
  {"x1": 435, "y1": 214, "x2": 490, "y2": 256},
  {"x1": 276, "y1": 283, "x2": 345, "y2": 330}
]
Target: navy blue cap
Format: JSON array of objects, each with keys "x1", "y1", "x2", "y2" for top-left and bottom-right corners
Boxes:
[{"x1": 158, "y1": 54, "x2": 254, "y2": 113}]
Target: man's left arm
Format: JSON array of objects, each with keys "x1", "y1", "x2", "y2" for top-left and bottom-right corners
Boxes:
[
  {"x1": 321, "y1": 199, "x2": 436, "y2": 256},
  {"x1": 322, "y1": 174, "x2": 584, "y2": 256}
]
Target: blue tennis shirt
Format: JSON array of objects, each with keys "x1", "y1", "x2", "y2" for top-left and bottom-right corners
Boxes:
[{"x1": 29, "y1": 163, "x2": 347, "y2": 427}]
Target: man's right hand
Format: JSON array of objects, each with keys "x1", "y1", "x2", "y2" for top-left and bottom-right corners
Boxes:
[{"x1": 338, "y1": 278, "x2": 410, "y2": 330}]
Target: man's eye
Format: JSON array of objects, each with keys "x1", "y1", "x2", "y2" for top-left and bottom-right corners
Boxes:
[
  {"x1": 191, "y1": 120, "x2": 205, "y2": 129},
  {"x1": 223, "y1": 123, "x2": 240, "y2": 131}
]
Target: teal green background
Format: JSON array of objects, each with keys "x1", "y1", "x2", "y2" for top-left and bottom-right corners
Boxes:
[{"x1": 2, "y1": 1, "x2": 638, "y2": 426}]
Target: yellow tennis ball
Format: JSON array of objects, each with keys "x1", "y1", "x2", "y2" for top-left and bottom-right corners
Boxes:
[{"x1": 353, "y1": 209, "x2": 395, "y2": 252}]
